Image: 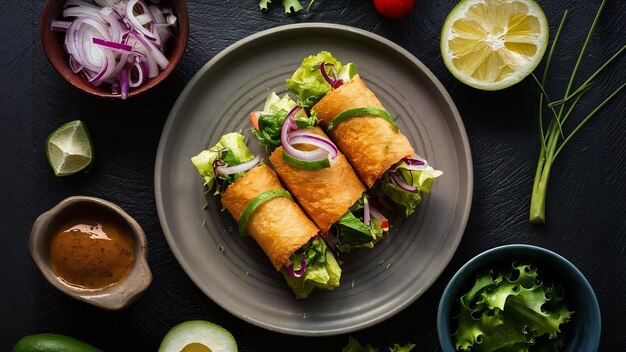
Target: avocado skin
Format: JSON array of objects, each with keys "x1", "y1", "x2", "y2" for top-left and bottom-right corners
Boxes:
[{"x1": 12, "y1": 333, "x2": 103, "y2": 352}]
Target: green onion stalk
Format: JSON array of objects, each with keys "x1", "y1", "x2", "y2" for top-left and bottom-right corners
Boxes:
[{"x1": 529, "y1": 0, "x2": 626, "y2": 223}]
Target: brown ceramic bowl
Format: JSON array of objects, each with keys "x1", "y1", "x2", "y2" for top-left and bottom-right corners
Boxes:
[
  {"x1": 30, "y1": 196, "x2": 152, "y2": 310},
  {"x1": 40, "y1": 0, "x2": 188, "y2": 99}
]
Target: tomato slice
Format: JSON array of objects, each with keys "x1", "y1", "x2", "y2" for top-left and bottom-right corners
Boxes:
[{"x1": 249, "y1": 111, "x2": 261, "y2": 131}]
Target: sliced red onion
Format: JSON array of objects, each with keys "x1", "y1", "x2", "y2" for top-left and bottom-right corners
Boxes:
[
  {"x1": 87, "y1": 51, "x2": 111, "y2": 85},
  {"x1": 288, "y1": 130, "x2": 338, "y2": 159},
  {"x1": 320, "y1": 62, "x2": 336, "y2": 87},
  {"x1": 128, "y1": 62, "x2": 144, "y2": 87},
  {"x1": 287, "y1": 256, "x2": 307, "y2": 278},
  {"x1": 148, "y1": 4, "x2": 172, "y2": 43},
  {"x1": 404, "y1": 156, "x2": 426, "y2": 166},
  {"x1": 130, "y1": 28, "x2": 169, "y2": 69},
  {"x1": 215, "y1": 154, "x2": 262, "y2": 177},
  {"x1": 403, "y1": 156, "x2": 431, "y2": 171},
  {"x1": 92, "y1": 37, "x2": 132, "y2": 52},
  {"x1": 320, "y1": 62, "x2": 343, "y2": 89},
  {"x1": 56, "y1": 0, "x2": 175, "y2": 98},
  {"x1": 281, "y1": 106, "x2": 338, "y2": 163},
  {"x1": 370, "y1": 205, "x2": 389, "y2": 231},
  {"x1": 125, "y1": 0, "x2": 157, "y2": 41},
  {"x1": 120, "y1": 67, "x2": 129, "y2": 100},
  {"x1": 65, "y1": 0, "x2": 101, "y2": 9},
  {"x1": 68, "y1": 55, "x2": 84, "y2": 73},
  {"x1": 390, "y1": 172, "x2": 419, "y2": 193},
  {"x1": 51, "y1": 21, "x2": 72, "y2": 32},
  {"x1": 320, "y1": 232, "x2": 337, "y2": 253}
]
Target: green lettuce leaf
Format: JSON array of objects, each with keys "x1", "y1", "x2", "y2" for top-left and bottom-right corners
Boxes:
[
  {"x1": 375, "y1": 162, "x2": 443, "y2": 217},
  {"x1": 259, "y1": 0, "x2": 311, "y2": 13},
  {"x1": 335, "y1": 195, "x2": 385, "y2": 252},
  {"x1": 335, "y1": 211, "x2": 375, "y2": 251},
  {"x1": 342, "y1": 336, "x2": 415, "y2": 352},
  {"x1": 282, "y1": 238, "x2": 341, "y2": 299},
  {"x1": 259, "y1": 0, "x2": 271, "y2": 10},
  {"x1": 286, "y1": 51, "x2": 357, "y2": 108},
  {"x1": 453, "y1": 263, "x2": 574, "y2": 352},
  {"x1": 190, "y1": 133, "x2": 255, "y2": 194},
  {"x1": 282, "y1": 0, "x2": 302, "y2": 13},
  {"x1": 252, "y1": 92, "x2": 316, "y2": 153}
]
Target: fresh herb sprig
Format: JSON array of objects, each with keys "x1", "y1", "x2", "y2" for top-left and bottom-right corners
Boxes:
[
  {"x1": 259, "y1": 0, "x2": 314, "y2": 13},
  {"x1": 529, "y1": 0, "x2": 626, "y2": 224}
]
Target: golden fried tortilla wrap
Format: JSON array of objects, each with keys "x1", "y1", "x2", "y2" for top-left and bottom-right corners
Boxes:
[
  {"x1": 312, "y1": 74, "x2": 415, "y2": 188},
  {"x1": 269, "y1": 128, "x2": 366, "y2": 233},
  {"x1": 221, "y1": 164, "x2": 318, "y2": 271}
]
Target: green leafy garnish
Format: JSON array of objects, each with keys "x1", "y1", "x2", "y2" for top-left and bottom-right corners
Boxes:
[
  {"x1": 282, "y1": 237, "x2": 341, "y2": 299},
  {"x1": 238, "y1": 189, "x2": 292, "y2": 236},
  {"x1": 529, "y1": 0, "x2": 626, "y2": 223},
  {"x1": 335, "y1": 195, "x2": 385, "y2": 252},
  {"x1": 335, "y1": 212, "x2": 375, "y2": 250},
  {"x1": 327, "y1": 107, "x2": 398, "y2": 132},
  {"x1": 252, "y1": 92, "x2": 317, "y2": 153},
  {"x1": 374, "y1": 161, "x2": 443, "y2": 217},
  {"x1": 191, "y1": 133, "x2": 255, "y2": 194},
  {"x1": 286, "y1": 51, "x2": 357, "y2": 108},
  {"x1": 342, "y1": 336, "x2": 416, "y2": 352},
  {"x1": 259, "y1": 0, "x2": 314, "y2": 14},
  {"x1": 453, "y1": 263, "x2": 573, "y2": 351}
]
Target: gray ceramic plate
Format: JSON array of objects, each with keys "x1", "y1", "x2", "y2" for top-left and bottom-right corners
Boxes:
[{"x1": 155, "y1": 23, "x2": 472, "y2": 336}]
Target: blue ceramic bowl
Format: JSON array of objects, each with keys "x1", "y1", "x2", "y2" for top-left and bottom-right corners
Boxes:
[{"x1": 437, "y1": 244, "x2": 601, "y2": 352}]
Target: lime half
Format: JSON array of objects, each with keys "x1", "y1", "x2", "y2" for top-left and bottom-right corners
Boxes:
[
  {"x1": 441, "y1": 0, "x2": 549, "y2": 90},
  {"x1": 46, "y1": 120, "x2": 94, "y2": 176}
]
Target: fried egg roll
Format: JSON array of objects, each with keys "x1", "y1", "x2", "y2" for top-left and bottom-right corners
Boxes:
[
  {"x1": 269, "y1": 127, "x2": 366, "y2": 234},
  {"x1": 312, "y1": 74, "x2": 415, "y2": 188},
  {"x1": 220, "y1": 164, "x2": 318, "y2": 270}
]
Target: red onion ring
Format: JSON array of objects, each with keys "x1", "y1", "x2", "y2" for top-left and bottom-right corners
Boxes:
[
  {"x1": 390, "y1": 172, "x2": 419, "y2": 193},
  {"x1": 288, "y1": 130, "x2": 338, "y2": 159},
  {"x1": 320, "y1": 62, "x2": 344, "y2": 89},
  {"x1": 363, "y1": 196, "x2": 371, "y2": 226},
  {"x1": 125, "y1": 0, "x2": 157, "y2": 41},
  {"x1": 280, "y1": 106, "x2": 339, "y2": 164},
  {"x1": 287, "y1": 256, "x2": 307, "y2": 278},
  {"x1": 56, "y1": 0, "x2": 176, "y2": 99},
  {"x1": 215, "y1": 154, "x2": 262, "y2": 177}
]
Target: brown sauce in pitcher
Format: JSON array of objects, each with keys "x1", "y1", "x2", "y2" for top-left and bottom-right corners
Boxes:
[{"x1": 48, "y1": 214, "x2": 135, "y2": 289}]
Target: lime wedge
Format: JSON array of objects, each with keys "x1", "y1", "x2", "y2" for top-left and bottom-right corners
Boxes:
[
  {"x1": 440, "y1": 0, "x2": 549, "y2": 90},
  {"x1": 46, "y1": 120, "x2": 94, "y2": 176}
]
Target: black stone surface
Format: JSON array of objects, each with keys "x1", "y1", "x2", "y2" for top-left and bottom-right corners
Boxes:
[{"x1": 1, "y1": 1, "x2": 625, "y2": 351}]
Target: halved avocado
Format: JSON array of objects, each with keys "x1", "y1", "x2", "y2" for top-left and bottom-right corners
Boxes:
[
  {"x1": 12, "y1": 333, "x2": 102, "y2": 352},
  {"x1": 158, "y1": 320, "x2": 237, "y2": 352}
]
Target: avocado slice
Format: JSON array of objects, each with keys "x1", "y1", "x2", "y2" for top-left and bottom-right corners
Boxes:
[
  {"x1": 12, "y1": 333, "x2": 102, "y2": 352},
  {"x1": 158, "y1": 320, "x2": 237, "y2": 352}
]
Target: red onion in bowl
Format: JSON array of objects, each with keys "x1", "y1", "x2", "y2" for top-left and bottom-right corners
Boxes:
[{"x1": 50, "y1": 0, "x2": 179, "y2": 99}]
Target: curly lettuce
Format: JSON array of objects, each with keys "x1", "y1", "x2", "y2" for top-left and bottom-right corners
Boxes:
[
  {"x1": 190, "y1": 133, "x2": 255, "y2": 194},
  {"x1": 342, "y1": 336, "x2": 416, "y2": 352},
  {"x1": 286, "y1": 51, "x2": 357, "y2": 108},
  {"x1": 454, "y1": 263, "x2": 574, "y2": 352},
  {"x1": 375, "y1": 161, "x2": 443, "y2": 217},
  {"x1": 282, "y1": 237, "x2": 341, "y2": 299}
]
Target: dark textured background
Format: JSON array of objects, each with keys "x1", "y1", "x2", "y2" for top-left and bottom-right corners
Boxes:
[{"x1": 1, "y1": 0, "x2": 625, "y2": 351}]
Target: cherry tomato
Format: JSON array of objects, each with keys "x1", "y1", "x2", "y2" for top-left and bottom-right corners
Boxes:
[{"x1": 373, "y1": 0, "x2": 415, "y2": 19}]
